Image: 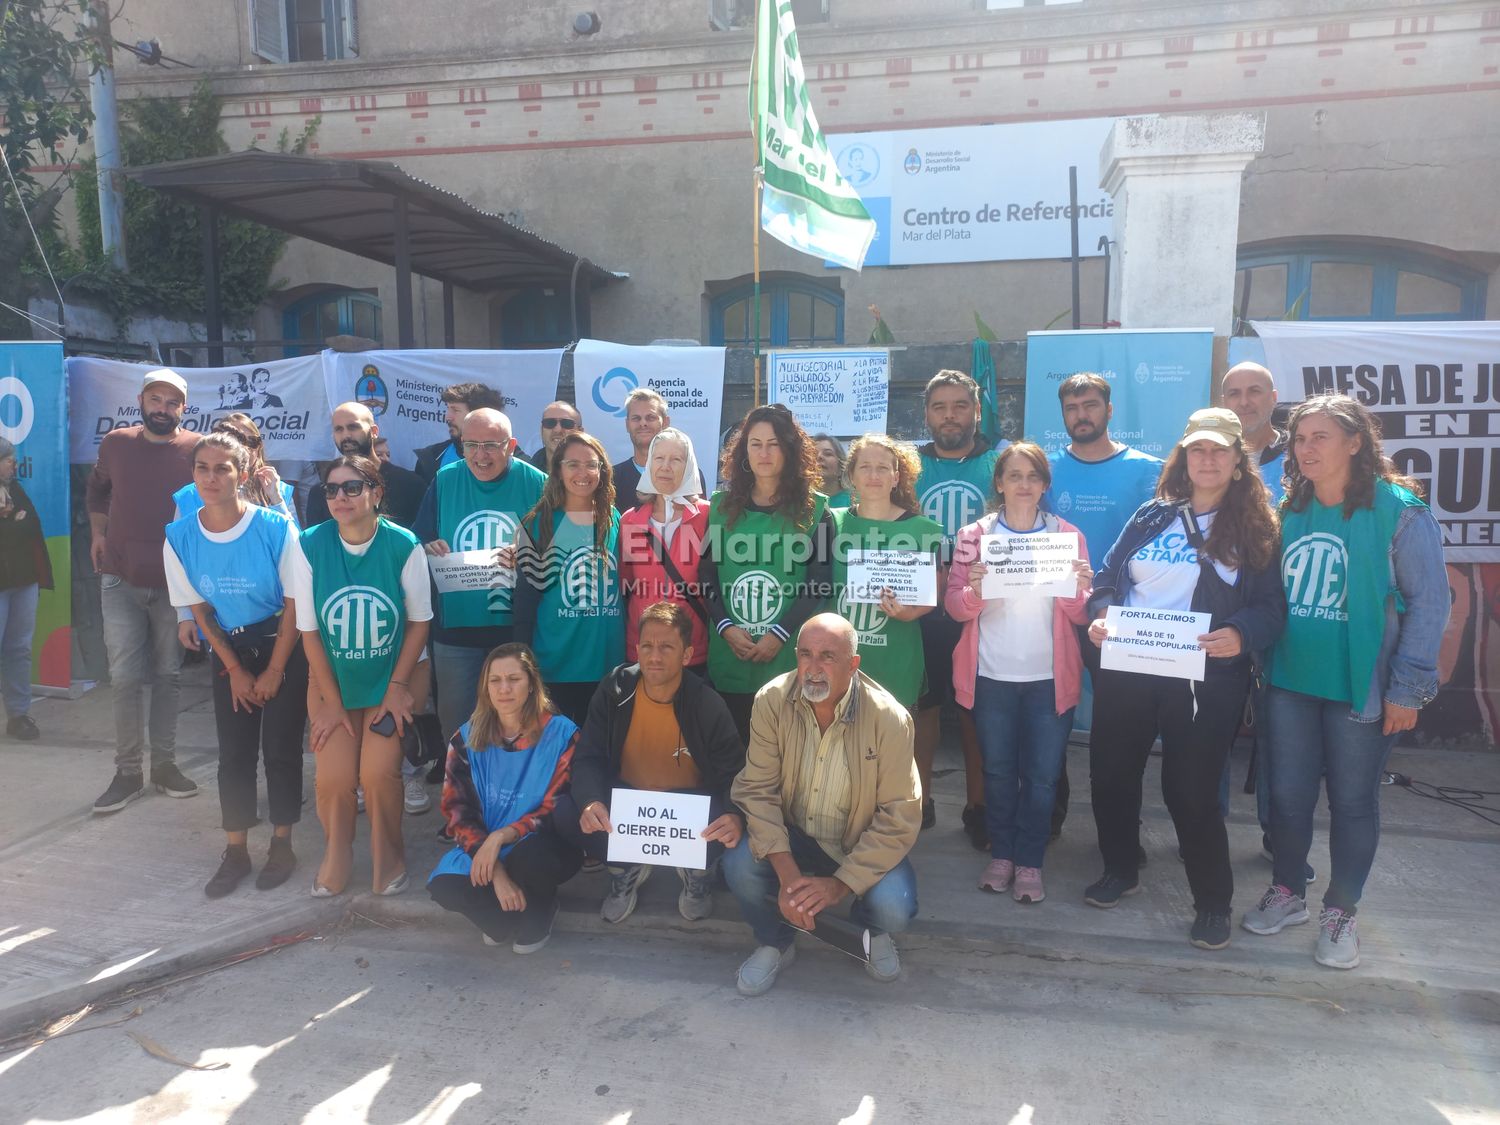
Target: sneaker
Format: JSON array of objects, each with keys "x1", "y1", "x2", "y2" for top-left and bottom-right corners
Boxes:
[
  {"x1": 601, "y1": 864, "x2": 650, "y2": 924},
  {"x1": 204, "y1": 845, "x2": 251, "y2": 898},
  {"x1": 255, "y1": 837, "x2": 297, "y2": 891},
  {"x1": 920, "y1": 798, "x2": 936, "y2": 830},
  {"x1": 378, "y1": 871, "x2": 409, "y2": 896},
  {"x1": 961, "y1": 805, "x2": 989, "y2": 852},
  {"x1": 978, "y1": 858, "x2": 1014, "y2": 893},
  {"x1": 865, "y1": 933, "x2": 900, "y2": 982},
  {"x1": 677, "y1": 867, "x2": 715, "y2": 921},
  {"x1": 6, "y1": 715, "x2": 39, "y2": 741},
  {"x1": 1084, "y1": 872, "x2": 1140, "y2": 909},
  {"x1": 310, "y1": 883, "x2": 337, "y2": 898},
  {"x1": 1315, "y1": 907, "x2": 1360, "y2": 969},
  {"x1": 93, "y1": 771, "x2": 145, "y2": 814},
  {"x1": 513, "y1": 900, "x2": 559, "y2": 954},
  {"x1": 151, "y1": 762, "x2": 199, "y2": 799},
  {"x1": 1240, "y1": 884, "x2": 1310, "y2": 935},
  {"x1": 1012, "y1": 866, "x2": 1045, "y2": 904},
  {"x1": 403, "y1": 777, "x2": 431, "y2": 815},
  {"x1": 737, "y1": 943, "x2": 796, "y2": 996},
  {"x1": 1190, "y1": 910, "x2": 1232, "y2": 950}
]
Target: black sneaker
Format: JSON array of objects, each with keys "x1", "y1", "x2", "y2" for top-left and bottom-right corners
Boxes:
[
  {"x1": 93, "y1": 771, "x2": 145, "y2": 814},
  {"x1": 7, "y1": 715, "x2": 40, "y2": 741},
  {"x1": 1084, "y1": 872, "x2": 1140, "y2": 909},
  {"x1": 1190, "y1": 910, "x2": 1232, "y2": 950},
  {"x1": 150, "y1": 762, "x2": 199, "y2": 799},
  {"x1": 513, "y1": 899, "x2": 559, "y2": 954},
  {"x1": 256, "y1": 836, "x2": 297, "y2": 890},
  {"x1": 920, "y1": 798, "x2": 936, "y2": 830},
  {"x1": 961, "y1": 805, "x2": 989, "y2": 852},
  {"x1": 205, "y1": 845, "x2": 252, "y2": 898}
]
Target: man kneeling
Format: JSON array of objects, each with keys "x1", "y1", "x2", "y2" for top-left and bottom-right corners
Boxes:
[
  {"x1": 559, "y1": 601, "x2": 746, "y2": 922},
  {"x1": 726, "y1": 613, "x2": 921, "y2": 996}
]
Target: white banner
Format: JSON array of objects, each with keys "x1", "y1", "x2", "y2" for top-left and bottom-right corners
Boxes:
[
  {"x1": 67, "y1": 354, "x2": 331, "y2": 462},
  {"x1": 1252, "y1": 321, "x2": 1500, "y2": 562},
  {"x1": 323, "y1": 348, "x2": 564, "y2": 470},
  {"x1": 768, "y1": 348, "x2": 889, "y2": 437},
  {"x1": 572, "y1": 339, "x2": 726, "y2": 493}
]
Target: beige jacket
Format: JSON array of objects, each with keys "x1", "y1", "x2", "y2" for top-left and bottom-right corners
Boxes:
[{"x1": 732, "y1": 669, "x2": 921, "y2": 896}]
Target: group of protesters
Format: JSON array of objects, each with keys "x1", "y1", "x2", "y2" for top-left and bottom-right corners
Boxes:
[{"x1": 81, "y1": 356, "x2": 1446, "y2": 993}]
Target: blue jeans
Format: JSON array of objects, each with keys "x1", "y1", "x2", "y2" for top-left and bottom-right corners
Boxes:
[
  {"x1": 973, "y1": 677, "x2": 1072, "y2": 868},
  {"x1": 1267, "y1": 687, "x2": 1396, "y2": 912},
  {"x1": 432, "y1": 640, "x2": 492, "y2": 743},
  {"x1": 722, "y1": 825, "x2": 918, "y2": 951},
  {"x1": 0, "y1": 583, "x2": 38, "y2": 719}
]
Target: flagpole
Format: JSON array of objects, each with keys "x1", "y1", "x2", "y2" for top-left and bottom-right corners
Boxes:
[{"x1": 750, "y1": 1, "x2": 763, "y2": 408}]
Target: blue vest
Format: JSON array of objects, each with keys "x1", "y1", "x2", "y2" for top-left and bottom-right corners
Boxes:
[{"x1": 164, "y1": 507, "x2": 293, "y2": 631}]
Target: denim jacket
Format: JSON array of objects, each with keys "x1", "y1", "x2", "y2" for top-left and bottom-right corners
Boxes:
[{"x1": 1354, "y1": 504, "x2": 1448, "y2": 722}]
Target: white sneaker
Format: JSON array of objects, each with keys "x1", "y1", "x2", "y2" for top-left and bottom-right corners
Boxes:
[
  {"x1": 403, "y1": 778, "x2": 431, "y2": 815},
  {"x1": 1315, "y1": 907, "x2": 1360, "y2": 969},
  {"x1": 1241, "y1": 884, "x2": 1310, "y2": 935}
]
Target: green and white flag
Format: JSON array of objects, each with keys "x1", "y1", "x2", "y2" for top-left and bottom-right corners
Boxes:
[{"x1": 752, "y1": 0, "x2": 875, "y2": 272}]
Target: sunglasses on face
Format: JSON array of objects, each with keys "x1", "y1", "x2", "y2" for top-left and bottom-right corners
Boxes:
[
  {"x1": 541, "y1": 418, "x2": 579, "y2": 430},
  {"x1": 322, "y1": 479, "x2": 375, "y2": 499}
]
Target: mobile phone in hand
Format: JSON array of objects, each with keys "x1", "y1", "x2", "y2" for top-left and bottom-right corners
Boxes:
[{"x1": 369, "y1": 711, "x2": 398, "y2": 737}]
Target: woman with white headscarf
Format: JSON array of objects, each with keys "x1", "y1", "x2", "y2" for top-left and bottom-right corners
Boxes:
[{"x1": 618, "y1": 427, "x2": 709, "y2": 671}]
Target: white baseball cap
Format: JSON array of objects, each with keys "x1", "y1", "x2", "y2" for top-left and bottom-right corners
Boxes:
[{"x1": 141, "y1": 368, "x2": 188, "y2": 399}]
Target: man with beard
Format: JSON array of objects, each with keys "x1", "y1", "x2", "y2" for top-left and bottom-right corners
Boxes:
[
  {"x1": 87, "y1": 370, "x2": 201, "y2": 813},
  {"x1": 913, "y1": 370, "x2": 1006, "y2": 846},
  {"x1": 304, "y1": 402, "x2": 427, "y2": 528},
  {"x1": 415, "y1": 383, "x2": 506, "y2": 483},
  {"x1": 724, "y1": 613, "x2": 920, "y2": 996}
]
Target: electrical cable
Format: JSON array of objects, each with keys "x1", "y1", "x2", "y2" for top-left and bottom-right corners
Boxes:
[
  {"x1": 1383, "y1": 770, "x2": 1500, "y2": 827},
  {"x1": 0, "y1": 143, "x2": 69, "y2": 315}
]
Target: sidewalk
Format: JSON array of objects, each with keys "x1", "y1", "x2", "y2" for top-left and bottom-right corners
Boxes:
[{"x1": 3, "y1": 671, "x2": 1498, "y2": 1036}]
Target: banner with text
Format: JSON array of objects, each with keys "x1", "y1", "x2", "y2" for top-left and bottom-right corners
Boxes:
[
  {"x1": 1023, "y1": 328, "x2": 1214, "y2": 459},
  {"x1": 1253, "y1": 320, "x2": 1500, "y2": 562},
  {"x1": 768, "y1": 348, "x2": 889, "y2": 436},
  {"x1": 573, "y1": 340, "x2": 726, "y2": 492},
  {"x1": 825, "y1": 117, "x2": 1117, "y2": 267},
  {"x1": 67, "y1": 354, "x2": 331, "y2": 463},
  {"x1": 323, "y1": 349, "x2": 564, "y2": 469}
]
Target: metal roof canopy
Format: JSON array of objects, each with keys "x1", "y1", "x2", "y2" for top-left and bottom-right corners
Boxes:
[{"x1": 125, "y1": 150, "x2": 624, "y2": 357}]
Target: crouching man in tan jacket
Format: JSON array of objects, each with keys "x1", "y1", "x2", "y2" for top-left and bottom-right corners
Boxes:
[{"x1": 724, "y1": 613, "x2": 922, "y2": 996}]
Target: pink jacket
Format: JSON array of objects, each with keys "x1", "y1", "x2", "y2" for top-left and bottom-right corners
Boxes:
[{"x1": 945, "y1": 512, "x2": 1091, "y2": 715}]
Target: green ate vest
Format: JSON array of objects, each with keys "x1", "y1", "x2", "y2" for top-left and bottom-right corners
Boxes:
[
  {"x1": 434, "y1": 458, "x2": 545, "y2": 625},
  {"x1": 706, "y1": 491, "x2": 827, "y2": 695},
  {"x1": 831, "y1": 507, "x2": 943, "y2": 711},
  {"x1": 526, "y1": 511, "x2": 625, "y2": 684},
  {"x1": 301, "y1": 519, "x2": 422, "y2": 709},
  {"x1": 916, "y1": 447, "x2": 1001, "y2": 543}
]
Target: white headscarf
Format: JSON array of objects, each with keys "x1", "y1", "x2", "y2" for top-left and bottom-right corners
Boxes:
[{"x1": 633, "y1": 427, "x2": 702, "y2": 507}]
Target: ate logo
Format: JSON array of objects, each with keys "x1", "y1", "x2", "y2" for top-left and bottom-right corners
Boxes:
[
  {"x1": 1281, "y1": 532, "x2": 1349, "y2": 620},
  {"x1": 921, "y1": 480, "x2": 985, "y2": 538},
  {"x1": 561, "y1": 548, "x2": 620, "y2": 609},
  {"x1": 729, "y1": 570, "x2": 784, "y2": 633},
  {"x1": 452, "y1": 511, "x2": 519, "y2": 553},
  {"x1": 837, "y1": 586, "x2": 887, "y2": 642},
  {"x1": 321, "y1": 585, "x2": 401, "y2": 653}
]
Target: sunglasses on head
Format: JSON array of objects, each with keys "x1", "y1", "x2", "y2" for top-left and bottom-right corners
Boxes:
[
  {"x1": 541, "y1": 417, "x2": 579, "y2": 430},
  {"x1": 321, "y1": 478, "x2": 376, "y2": 499}
]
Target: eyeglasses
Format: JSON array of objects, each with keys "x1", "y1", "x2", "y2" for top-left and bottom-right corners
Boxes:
[
  {"x1": 561, "y1": 459, "x2": 602, "y2": 473},
  {"x1": 322, "y1": 479, "x2": 375, "y2": 498},
  {"x1": 541, "y1": 418, "x2": 579, "y2": 430},
  {"x1": 462, "y1": 441, "x2": 511, "y2": 455}
]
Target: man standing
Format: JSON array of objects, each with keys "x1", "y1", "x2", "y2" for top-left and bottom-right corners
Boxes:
[
  {"x1": 611, "y1": 388, "x2": 704, "y2": 511},
  {"x1": 414, "y1": 409, "x2": 545, "y2": 741},
  {"x1": 724, "y1": 614, "x2": 921, "y2": 996},
  {"x1": 913, "y1": 370, "x2": 1004, "y2": 846},
  {"x1": 560, "y1": 602, "x2": 746, "y2": 924},
  {"x1": 414, "y1": 382, "x2": 506, "y2": 483},
  {"x1": 529, "y1": 400, "x2": 581, "y2": 472},
  {"x1": 304, "y1": 402, "x2": 428, "y2": 528},
  {"x1": 87, "y1": 370, "x2": 201, "y2": 813},
  {"x1": 1221, "y1": 361, "x2": 1288, "y2": 503}
]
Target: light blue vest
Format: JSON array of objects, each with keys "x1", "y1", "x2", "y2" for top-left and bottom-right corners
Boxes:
[{"x1": 164, "y1": 507, "x2": 293, "y2": 631}]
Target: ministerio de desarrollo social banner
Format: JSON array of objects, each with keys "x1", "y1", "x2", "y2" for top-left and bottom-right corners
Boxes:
[{"x1": 1253, "y1": 319, "x2": 1500, "y2": 563}]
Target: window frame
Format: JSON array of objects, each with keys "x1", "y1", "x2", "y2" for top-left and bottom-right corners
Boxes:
[
  {"x1": 709, "y1": 278, "x2": 845, "y2": 348},
  {"x1": 282, "y1": 288, "x2": 381, "y2": 357}
]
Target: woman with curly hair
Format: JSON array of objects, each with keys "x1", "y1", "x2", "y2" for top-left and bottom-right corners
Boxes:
[
  {"x1": 513, "y1": 431, "x2": 625, "y2": 725},
  {"x1": 1083, "y1": 409, "x2": 1286, "y2": 953},
  {"x1": 699, "y1": 404, "x2": 833, "y2": 742},
  {"x1": 1241, "y1": 393, "x2": 1446, "y2": 971}
]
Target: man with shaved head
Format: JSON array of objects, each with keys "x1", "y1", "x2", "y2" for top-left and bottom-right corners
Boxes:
[
  {"x1": 529, "y1": 400, "x2": 582, "y2": 471},
  {"x1": 304, "y1": 401, "x2": 427, "y2": 528},
  {"x1": 1221, "y1": 361, "x2": 1288, "y2": 503},
  {"x1": 724, "y1": 612, "x2": 922, "y2": 995}
]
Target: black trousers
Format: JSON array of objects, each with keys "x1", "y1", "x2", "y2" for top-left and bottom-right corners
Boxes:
[
  {"x1": 1088, "y1": 664, "x2": 1249, "y2": 914},
  {"x1": 210, "y1": 630, "x2": 310, "y2": 833},
  {"x1": 718, "y1": 691, "x2": 755, "y2": 748},
  {"x1": 428, "y1": 828, "x2": 584, "y2": 941}
]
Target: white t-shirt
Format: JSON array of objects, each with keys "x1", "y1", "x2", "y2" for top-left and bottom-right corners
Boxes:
[
  {"x1": 977, "y1": 516, "x2": 1055, "y2": 682},
  {"x1": 1124, "y1": 509, "x2": 1239, "y2": 613},
  {"x1": 163, "y1": 507, "x2": 301, "y2": 609},
  {"x1": 287, "y1": 532, "x2": 433, "y2": 633}
]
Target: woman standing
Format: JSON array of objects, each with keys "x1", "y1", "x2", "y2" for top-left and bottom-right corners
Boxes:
[
  {"x1": 813, "y1": 433, "x2": 851, "y2": 509},
  {"x1": 163, "y1": 433, "x2": 310, "y2": 897},
  {"x1": 0, "y1": 438, "x2": 51, "y2": 741},
  {"x1": 700, "y1": 405, "x2": 832, "y2": 742},
  {"x1": 1084, "y1": 409, "x2": 1285, "y2": 952},
  {"x1": 172, "y1": 414, "x2": 295, "y2": 521},
  {"x1": 290, "y1": 454, "x2": 432, "y2": 896},
  {"x1": 946, "y1": 442, "x2": 1092, "y2": 905},
  {"x1": 1241, "y1": 393, "x2": 1446, "y2": 970},
  {"x1": 514, "y1": 431, "x2": 625, "y2": 725},
  {"x1": 619, "y1": 428, "x2": 709, "y2": 670},
  {"x1": 830, "y1": 433, "x2": 942, "y2": 712},
  {"x1": 428, "y1": 644, "x2": 582, "y2": 954}
]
